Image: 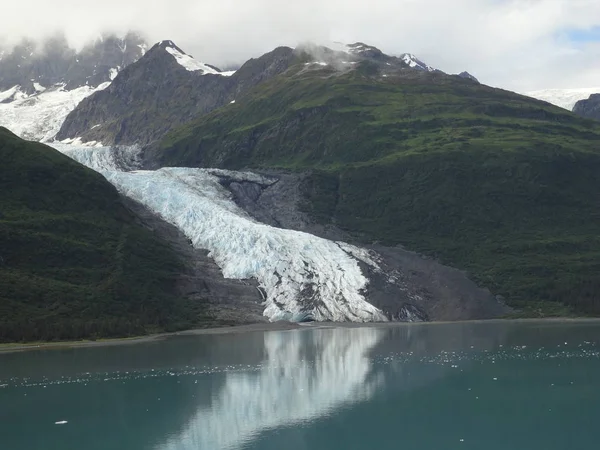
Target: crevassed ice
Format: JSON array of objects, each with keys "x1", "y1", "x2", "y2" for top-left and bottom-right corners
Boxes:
[
  {"x1": 104, "y1": 168, "x2": 386, "y2": 322},
  {"x1": 0, "y1": 82, "x2": 110, "y2": 142},
  {"x1": 51, "y1": 144, "x2": 141, "y2": 172},
  {"x1": 55, "y1": 145, "x2": 386, "y2": 322}
]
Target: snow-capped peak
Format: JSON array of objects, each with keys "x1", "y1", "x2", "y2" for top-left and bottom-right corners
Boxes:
[
  {"x1": 346, "y1": 42, "x2": 383, "y2": 57},
  {"x1": 400, "y1": 53, "x2": 435, "y2": 72},
  {"x1": 161, "y1": 42, "x2": 235, "y2": 76}
]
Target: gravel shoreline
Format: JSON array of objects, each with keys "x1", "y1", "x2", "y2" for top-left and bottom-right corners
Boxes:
[{"x1": 1, "y1": 318, "x2": 599, "y2": 355}]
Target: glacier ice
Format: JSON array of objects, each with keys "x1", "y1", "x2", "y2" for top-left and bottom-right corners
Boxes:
[
  {"x1": 524, "y1": 87, "x2": 600, "y2": 111},
  {"x1": 0, "y1": 83, "x2": 109, "y2": 142},
  {"x1": 52, "y1": 143, "x2": 141, "y2": 172},
  {"x1": 105, "y1": 168, "x2": 386, "y2": 322},
  {"x1": 54, "y1": 144, "x2": 387, "y2": 323}
]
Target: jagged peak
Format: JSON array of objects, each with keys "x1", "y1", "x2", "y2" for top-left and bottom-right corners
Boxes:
[
  {"x1": 458, "y1": 71, "x2": 479, "y2": 83},
  {"x1": 346, "y1": 42, "x2": 384, "y2": 57},
  {"x1": 399, "y1": 53, "x2": 435, "y2": 72},
  {"x1": 149, "y1": 40, "x2": 234, "y2": 76}
]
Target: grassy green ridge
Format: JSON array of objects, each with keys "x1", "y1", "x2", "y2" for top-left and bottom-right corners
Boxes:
[
  {"x1": 0, "y1": 128, "x2": 208, "y2": 342},
  {"x1": 156, "y1": 65, "x2": 600, "y2": 315}
]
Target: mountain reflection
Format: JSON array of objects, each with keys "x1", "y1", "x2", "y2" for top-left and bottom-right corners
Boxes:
[{"x1": 158, "y1": 327, "x2": 385, "y2": 450}]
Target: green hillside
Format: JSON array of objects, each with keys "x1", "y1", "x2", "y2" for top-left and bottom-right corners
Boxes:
[
  {"x1": 155, "y1": 63, "x2": 600, "y2": 316},
  {"x1": 0, "y1": 128, "x2": 203, "y2": 342}
]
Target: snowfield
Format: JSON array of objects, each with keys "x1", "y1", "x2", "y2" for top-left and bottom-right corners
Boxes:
[
  {"x1": 524, "y1": 87, "x2": 600, "y2": 111},
  {"x1": 0, "y1": 83, "x2": 109, "y2": 142},
  {"x1": 53, "y1": 144, "x2": 387, "y2": 323}
]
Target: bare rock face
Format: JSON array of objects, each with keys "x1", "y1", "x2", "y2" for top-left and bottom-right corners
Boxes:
[
  {"x1": 458, "y1": 71, "x2": 479, "y2": 83},
  {"x1": 122, "y1": 196, "x2": 266, "y2": 326},
  {"x1": 56, "y1": 43, "x2": 296, "y2": 147},
  {"x1": 573, "y1": 93, "x2": 600, "y2": 120},
  {"x1": 214, "y1": 170, "x2": 510, "y2": 322}
]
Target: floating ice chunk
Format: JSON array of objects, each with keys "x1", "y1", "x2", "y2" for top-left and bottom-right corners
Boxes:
[{"x1": 55, "y1": 421, "x2": 68, "y2": 425}]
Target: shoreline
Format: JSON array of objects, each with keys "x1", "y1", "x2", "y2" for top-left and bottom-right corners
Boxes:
[{"x1": 1, "y1": 317, "x2": 600, "y2": 355}]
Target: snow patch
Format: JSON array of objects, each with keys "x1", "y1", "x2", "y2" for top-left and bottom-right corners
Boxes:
[
  {"x1": 164, "y1": 45, "x2": 232, "y2": 76},
  {"x1": 57, "y1": 137, "x2": 105, "y2": 148},
  {"x1": 400, "y1": 53, "x2": 435, "y2": 72}
]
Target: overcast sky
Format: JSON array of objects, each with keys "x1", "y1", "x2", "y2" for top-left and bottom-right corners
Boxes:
[{"x1": 2, "y1": 0, "x2": 600, "y2": 92}]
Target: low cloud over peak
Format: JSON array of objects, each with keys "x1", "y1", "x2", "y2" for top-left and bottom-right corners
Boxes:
[{"x1": 3, "y1": 0, "x2": 600, "y2": 91}]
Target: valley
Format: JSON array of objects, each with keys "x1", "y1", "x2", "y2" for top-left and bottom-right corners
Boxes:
[{"x1": 2, "y1": 34, "x2": 600, "y2": 342}]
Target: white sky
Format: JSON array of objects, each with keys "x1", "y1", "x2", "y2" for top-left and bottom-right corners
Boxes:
[{"x1": 2, "y1": 0, "x2": 600, "y2": 92}]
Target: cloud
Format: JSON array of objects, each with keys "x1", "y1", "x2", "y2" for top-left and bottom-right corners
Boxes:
[{"x1": 2, "y1": 0, "x2": 600, "y2": 91}]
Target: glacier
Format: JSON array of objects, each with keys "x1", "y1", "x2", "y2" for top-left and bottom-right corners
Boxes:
[
  {"x1": 54, "y1": 144, "x2": 388, "y2": 323},
  {"x1": 0, "y1": 83, "x2": 109, "y2": 142},
  {"x1": 524, "y1": 87, "x2": 600, "y2": 111}
]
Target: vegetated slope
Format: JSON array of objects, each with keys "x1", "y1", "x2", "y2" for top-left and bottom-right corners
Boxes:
[
  {"x1": 0, "y1": 127, "x2": 207, "y2": 342},
  {"x1": 154, "y1": 62, "x2": 600, "y2": 316}
]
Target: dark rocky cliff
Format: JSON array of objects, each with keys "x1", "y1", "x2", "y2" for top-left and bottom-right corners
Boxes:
[
  {"x1": 573, "y1": 93, "x2": 600, "y2": 120},
  {"x1": 56, "y1": 43, "x2": 296, "y2": 146}
]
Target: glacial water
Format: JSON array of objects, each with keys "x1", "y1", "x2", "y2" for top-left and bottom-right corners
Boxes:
[{"x1": 1, "y1": 321, "x2": 599, "y2": 450}]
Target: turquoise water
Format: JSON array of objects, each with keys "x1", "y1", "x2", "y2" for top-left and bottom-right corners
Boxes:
[{"x1": 1, "y1": 321, "x2": 599, "y2": 450}]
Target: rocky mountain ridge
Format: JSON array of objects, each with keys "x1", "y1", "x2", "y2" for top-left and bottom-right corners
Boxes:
[
  {"x1": 55, "y1": 40, "x2": 479, "y2": 147},
  {"x1": 0, "y1": 32, "x2": 146, "y2": 99},
  {"x1": 573, "y1": 93, "x2": 600, "y2": 120}
]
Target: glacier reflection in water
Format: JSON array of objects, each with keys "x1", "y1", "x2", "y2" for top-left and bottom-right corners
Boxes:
[{"x1": 158, "y1": 327, "x2": 385, "y2": 450}]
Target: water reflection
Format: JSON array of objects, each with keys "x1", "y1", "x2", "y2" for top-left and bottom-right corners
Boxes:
[
  {"x1": 2, "y1": 321, "x2": 598, "y2": 450},
  {"x1": 158, "y1": 328, "x2": 385, "y2": 450}
]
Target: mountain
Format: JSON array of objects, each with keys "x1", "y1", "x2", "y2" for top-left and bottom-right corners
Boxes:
[
  {"x1": 56, "y1": 41, "x2": 478, "y2": 147},
  {"x1": 0, "y1": 126, "x2": 241, "y2": 342},
  {"x1": 525, "y1": 87, "x2": 600, "y2": 111},
  {"x1": 55, "y1": 41, "x2": 296, "y2": 146},
  {"x1": 0, "y1": 32, "x2": 147, "y2": 142},
  {"x1": 573, "y1": 94, "x2": 600, "y2": 120},
  {"x1": 60, "y1": 144, "x2": 507, "y2": 324},
  {"x1": 151, "y1": 54, "x2": 600, "y2": 316},
  {"x1": 458, "y1": 71, "x2": 479, "y2": 82},
  {"x1": 0, "y1": 32, "x2": 146, "y2": 94}
]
